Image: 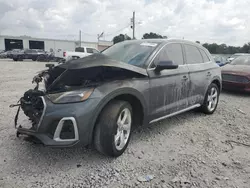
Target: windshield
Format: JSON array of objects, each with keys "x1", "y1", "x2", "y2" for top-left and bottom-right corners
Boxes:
[
  {"x1": 231, "y1": 55, "x2": 250, "y2": 65},
  {"x1": 102, "y1": 41, "x2": 160, "y2": 68}
]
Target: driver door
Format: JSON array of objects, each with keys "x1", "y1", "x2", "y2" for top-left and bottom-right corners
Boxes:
[{"x1": 147, "y1": 43, "x2": 190, "y2": 122}]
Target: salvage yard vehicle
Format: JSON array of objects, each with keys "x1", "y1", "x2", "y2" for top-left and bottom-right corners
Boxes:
[
  {"x1": 222, "y1": 55, "x2": 250, "y2": 92},
  {"x1": 13, "y1": 49, "x2": 46, "y2": 61},
  {"x1": 63, "y1": 47, "x2": 99, "y2": 62},
  {"x1": 212, "y1": 55, "x2": 228, "y2": 67},
  {"x1": 7, "y1": 49, "x2": 22, "y2": 59},
  {"x1": 0, "y1": 51, "x2": 7, "y2": 58},
  {"x1": 227, "y1": 53, "x2": 249, "y2": 62},
  {"x1": 11, "y1": 39, "x2": 221, "y2": 157}
]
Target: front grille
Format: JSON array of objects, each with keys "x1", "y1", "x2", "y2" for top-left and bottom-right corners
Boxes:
[{"x1": 222, "y1": 74, "x2": 249, "y2": 83}]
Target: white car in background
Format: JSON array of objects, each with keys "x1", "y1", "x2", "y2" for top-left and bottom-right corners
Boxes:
[{"x1": 63, "y1": 47, "x2": 99, "y2": 61}]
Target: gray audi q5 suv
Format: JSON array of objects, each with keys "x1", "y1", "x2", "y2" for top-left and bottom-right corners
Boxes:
[{"x1": 12, "y1": 39, "x2": 221, "y2": 157}]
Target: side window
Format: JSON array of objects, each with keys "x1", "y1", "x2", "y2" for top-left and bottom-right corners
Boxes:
[
  {"x1": 199, "y1": 49, "x2": 210, "y2": 63},
  {"x1": 184, "y1": 44, "x2": 203, "y2": 64},
  {"x1": 165, "y1": 43, "x2": 184, "y2": 65},
  {"x1": 86, "y1": 48, "x2": 94, "y2": 53},
  {"x1": 152, "y1": 43, "x2": 184, "y2": 67}
]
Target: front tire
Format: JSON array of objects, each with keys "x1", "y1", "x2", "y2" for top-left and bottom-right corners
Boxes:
[
  {"x1": 201, "y1": 83, "x2": 219, "y2": 114},
  {"x1": 94, "y1": 100, "x2": 133, "y2": 157}
]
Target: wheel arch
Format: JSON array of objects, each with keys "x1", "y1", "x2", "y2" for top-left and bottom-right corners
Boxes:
[
  {"x1": 211, "y1": 77, "x2": 222, "y2": 92},
  {"x1": 88, "y1": 88, "x2": 147, "y2": 144}
]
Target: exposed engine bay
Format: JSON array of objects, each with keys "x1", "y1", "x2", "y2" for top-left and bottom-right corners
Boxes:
[{"x1": 19, "y1": 89, "x2": 45, "y2": 129}]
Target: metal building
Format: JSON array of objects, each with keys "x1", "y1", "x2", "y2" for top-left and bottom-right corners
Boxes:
[{"x1": 0, "y1": 35, "x2": 113, "y2": 53}]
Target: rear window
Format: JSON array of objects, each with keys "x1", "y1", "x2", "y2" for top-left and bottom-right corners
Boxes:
[
  {"x1": 184, "y1": 44, "x2": 203, "y2": 64},
  {"x1": 199, "y1": 49, "x2": 210, "y2": 63},
  {"x1": 75, "y1": 47, "x2": 85, "y2": 52}
]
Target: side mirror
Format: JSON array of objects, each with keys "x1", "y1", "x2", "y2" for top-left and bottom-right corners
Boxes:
[{"x1": 155, "y1": 61, "x2": 178, "y2": 72}]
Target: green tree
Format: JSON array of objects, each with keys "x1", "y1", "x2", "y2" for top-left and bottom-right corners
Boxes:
[
  {"x1": 112, "y1": 34, "x2": 132, "y2": 44},
  {"x1": 202, "y1": 42, "x2": 250, "y2": 54},
  {"x1": 142, "y1": 32, "x2": 166, "y2": 39}
]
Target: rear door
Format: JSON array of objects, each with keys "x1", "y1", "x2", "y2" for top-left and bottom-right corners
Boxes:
[
  {"x1": 183, "y1": 44, "x2": 212, "y2": 105},
  {"x1": 147, "y1": 43, "x2": 190, "y2": 122}
]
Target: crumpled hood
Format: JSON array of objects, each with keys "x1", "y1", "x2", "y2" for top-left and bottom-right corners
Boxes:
[
  {"x1": 222, "y1": 64, "x2": 250, "y2": 75},
  {"x1": 58, "y1": 53, "x2": 148, "y2": 76},
  {"x1": 38, "y1": 53, "x2": 148, "y2": 93}
]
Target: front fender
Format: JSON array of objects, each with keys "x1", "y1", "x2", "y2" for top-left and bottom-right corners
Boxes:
[{"x1": 88, "y1": 87, "x2": 148, "y2": 143}]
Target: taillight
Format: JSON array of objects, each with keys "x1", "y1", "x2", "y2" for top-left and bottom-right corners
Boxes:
[{"x1": 63, "y1": 52, "x2": 66, "y2": 57}]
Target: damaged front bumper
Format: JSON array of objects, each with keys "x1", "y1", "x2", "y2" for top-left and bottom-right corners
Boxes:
[{"x1": 15, "y1": 95, "x2": 100, "y2": 147}]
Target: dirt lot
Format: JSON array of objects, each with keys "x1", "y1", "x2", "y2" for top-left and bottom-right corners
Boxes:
[{"x1": 0, "y1": 59, "x2": 249, "y2": 188}]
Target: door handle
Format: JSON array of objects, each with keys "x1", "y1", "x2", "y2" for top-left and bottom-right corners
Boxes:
[
  {"x1": 182, "y1": 75, "x2": 188, "y2": 81},
  {"x1": 207, "y1": 72, "x2": 212, "y2": 76}
]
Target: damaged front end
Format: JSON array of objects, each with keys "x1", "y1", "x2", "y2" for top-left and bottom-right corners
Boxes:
[{"x1": 10, "y1": 53, "x2": 148, "y2": 146}]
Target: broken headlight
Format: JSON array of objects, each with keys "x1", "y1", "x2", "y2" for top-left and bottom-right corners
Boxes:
[{"x1": 48, "y1": 88, "x2": 94, "y2": 104}]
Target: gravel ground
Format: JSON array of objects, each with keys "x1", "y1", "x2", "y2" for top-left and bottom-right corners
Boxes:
[{"x1": 0, "y1": 59, "x2": 250, "y2": 188}]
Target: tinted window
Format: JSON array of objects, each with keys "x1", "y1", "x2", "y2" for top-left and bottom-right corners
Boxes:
[
  {"x1": 199, "y1": 49, "x2": 210, "y2": 62},
  {"x1": 86, "y1": 48, "x2": 94, "y2": 53},
  {"x1": 184, "y1": 44, "x2": 203, "y2": 64},
  {"x1": 75, "y1": 47, "x2": 85, "y2": 52},
  {"x1": 152, "y1": 43, "x2": 184, "y2": 67}
]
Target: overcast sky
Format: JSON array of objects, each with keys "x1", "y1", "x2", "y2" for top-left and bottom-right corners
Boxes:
[{"x1": 0, "y1": 0, "x2": 249, "y2": 46}]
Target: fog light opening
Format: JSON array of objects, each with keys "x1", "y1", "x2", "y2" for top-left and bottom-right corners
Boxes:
[
  {"x1": 53, "y1": 117, "x2": 79, "y2": 142},
  {"x1": 60, "y1": 120, "x2": 75, "y2": 139}
]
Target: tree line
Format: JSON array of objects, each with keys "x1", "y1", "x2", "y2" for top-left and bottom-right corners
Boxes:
[
  {"x1": 113, "y1": 32, "x2": 250, "y2": 54},
  {"x1": 201, "y1": 42, "x2": 250, "y2": 54}
]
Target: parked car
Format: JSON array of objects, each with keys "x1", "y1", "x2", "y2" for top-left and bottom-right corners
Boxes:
[
  {"x1": 0, "y1": 51, "x2": 7, "y2": 59},
  {"x1": 227, "y1": 53, "x2": 249, "y2": 62},
  {"x1": 222, "y1": 55, "x2": 250, "y2": 92},
  {"x1": 13, "y1": 49, "x2": 46, "y2": 61},
  {"x1": 12, "y1": 39, "x2": 221, "y2": 157},
  {"x1": 212, "y1": 55, "x2": 228, "y2": 66},
  {"x1": 7, "y1": 49, "x2": 22, "y2": 58},
  {"x1": 63, "y1": 47, "x2": 99, "y2": 61}
]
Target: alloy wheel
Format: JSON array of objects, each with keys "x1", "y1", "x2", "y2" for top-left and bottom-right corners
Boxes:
[
  {"x1": 114, "y1": 108, "x2": 132, "y2": 151},
  {"x1": 207, "y1": 87, "x2": 218, "y2": 112}
]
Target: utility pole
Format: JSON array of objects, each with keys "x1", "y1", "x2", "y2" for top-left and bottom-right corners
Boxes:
[
  {"x1": 79, "y1": 30, "x2": 81, "y2": 47},
  {"x1": 132, "y1": 11, "x2": 135, "y2": 39}
]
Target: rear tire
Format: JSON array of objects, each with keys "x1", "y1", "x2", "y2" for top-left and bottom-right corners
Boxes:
[
  {"x1": 94, "y1": 100, "x2": 133, "y2": 157},
  {"x1": 201, "y1": 83, "x2": 219, "y2": 114}
]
